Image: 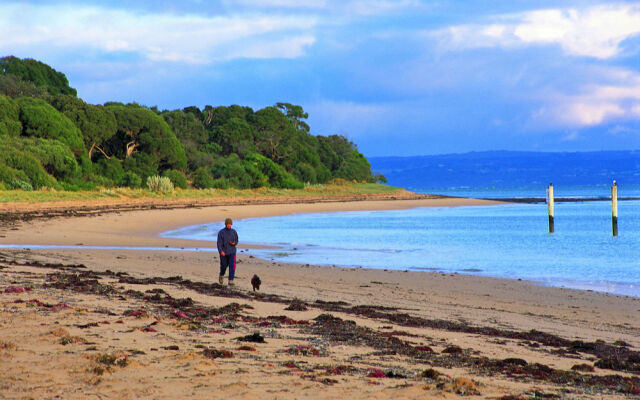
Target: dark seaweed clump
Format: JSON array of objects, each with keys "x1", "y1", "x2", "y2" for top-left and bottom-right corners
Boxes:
[
  {"x1": 308, "y1": 302, "x2": 640, "y2": 375},
  {"x1": 236, "y1": 333, "x2": 265, "y2": 343},
  {"x1": 309, "y1": 314, "x2": 640, "y2": 395},
  {"x1": 44, "y1": 272, "x2": 117, "y2": 296},
  {"x1": 285, "y1": 299, "x2": 308, "y2": 311}
]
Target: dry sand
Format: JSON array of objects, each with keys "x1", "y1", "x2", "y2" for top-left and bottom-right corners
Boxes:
[{"x1": 1, "y1": 197, "x2": 639, "y2": 399}]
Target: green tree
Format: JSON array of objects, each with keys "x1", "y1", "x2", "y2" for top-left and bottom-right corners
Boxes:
[
  {"x1": 211, "y1": 117, "x2": 255, "y2": 157},
  {"x1": 201, "y1": 105, "x2": 253, "y2": 129},
  {"x1": 25, "y1": 138, "x2": 79, "y2": 181},
  {"x1": 316, "y1": 134, "x2": 374, "y2": 181},
  {"x1": 0, "y1": 95, "x2": 22, "y2": 136},
  {"x1": 104, "y1": 103, "x2": 187, "y2": 172},
  {"x1": 276, "y1": 102, "x2": 310, "y2": 133},
  {"x1": 50, "y1": 95, "x2": 117, "y2": 159},
  {"x1": 161, "y1": 109, "x2": 212, "y2": 170},
  {"x1": 0, "y1": 138, "x2": 62, "y2": 189},
  {"x1": 250, "y1": 106, "x2": 295, "y2": 163},
  {"x1": 336, "y1": 150, "x2": 374, "y2": 182},
  {"x1": 243, "y1": 152, "x2": 303, "y2": 189},
  {"x1": 0, "y1": 56, "x2": 77, "y2": 96},
  {"x1": 0, "y1": 74, "x2": 48, "y2": 99},
  {"x1": 16, "y1": 97, "x2": 85, "y2": 155}
]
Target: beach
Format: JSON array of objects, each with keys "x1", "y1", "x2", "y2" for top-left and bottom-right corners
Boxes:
[{"x1": 1, "y1": 197, "x2": 640, "y2": 399}]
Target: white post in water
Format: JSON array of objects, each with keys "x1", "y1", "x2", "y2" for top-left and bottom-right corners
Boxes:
[
  {"x1": 612, "y1": 180, "x2": 618, "y2": 237},
  {"x1": 546, "y1": 182, "x2": 554, "y2": 234}
]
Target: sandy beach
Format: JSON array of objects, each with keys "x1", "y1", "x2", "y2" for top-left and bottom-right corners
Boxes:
[{"x1": 1, "y1": 197, "x2": 640, "y2": 399}]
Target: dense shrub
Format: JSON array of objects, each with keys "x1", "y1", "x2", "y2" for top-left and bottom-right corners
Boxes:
[
  {"x1": 96, "y1": 158, "x2": 125, "y2": 183},
  {"x1": 28, "y1": 139, "x2": 79, "y2": 180},
  {"x1": 76, "y1": 173, "x2": 115, "y2": 189},
  {"x1": 192, "y1": 167, "x2": 215, "y2": 189},
  {"x1": 162, "y1": 169, "x2": 188, "y2": 189},
  {"x1": 0, "y1": 74, "x2": 49, "y2": 99},
  {"x1": 294, "y1": 162, "x2": 317, "y2": 184},
  {"x1": 0, "y1": 137, "x2": 77, "y2": 182},
  {"x1": 0, "y1": 95, "x2": 22, "y2": 136},
  {"x1": 243, "y1": 153, "x2": 303, "y2": 189},
  {"x1": 77, "y1": 153, "x2": 94, "y2": 176},
  {"x1": 0, "y1": 163, "x2": 32, "y2": 190},
  {"x1": 1, "y1": 152, "x2": 59, "y2": 189},
  {"x1": 335, "y1": 151, "x2": 374, "y2": 183},
  {"x1": 120, "y1": 171, "x2": 142, "y2": 188},
  {"x1": 240, "y1": 160, "x2": 268, "y2": 188},
  {"x1": 16, "y1": 97, "x2": 84, "y2": 155},
  {"x1": 0, "y1": 56, "x2": 77, "y2": 96},
  {"x1": 212, "y1": 177, "x2": 230, "y2": 189},
  {"x1": 122, "y1": 152, "x2": 158, "y2": 182}
]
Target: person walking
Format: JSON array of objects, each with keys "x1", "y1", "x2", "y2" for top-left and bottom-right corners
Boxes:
[{"x1": 217, "y1": 218, "x2": 238, "y2": 285}]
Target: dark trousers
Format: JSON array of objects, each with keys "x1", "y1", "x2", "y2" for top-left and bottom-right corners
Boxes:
[{"x1": 219, "y1": 253, "x2": 236, "y2": 280}]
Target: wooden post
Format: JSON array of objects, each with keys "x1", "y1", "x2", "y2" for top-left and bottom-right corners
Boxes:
[
  {"x1": 547, "y1": 183, "x2": 554, "y2": 234},
  {"x1": 612, "y1": 180, "x2": 618, "y2": 237}
]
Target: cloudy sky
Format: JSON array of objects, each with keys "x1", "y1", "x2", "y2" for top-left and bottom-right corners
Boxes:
[{"x1": 2, "y1": 0, "x2": 640, "y2": 156}]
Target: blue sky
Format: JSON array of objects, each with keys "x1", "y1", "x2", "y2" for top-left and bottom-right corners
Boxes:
[{"x1": 2, "y1": 0, "x2": 640, "y2": 156}]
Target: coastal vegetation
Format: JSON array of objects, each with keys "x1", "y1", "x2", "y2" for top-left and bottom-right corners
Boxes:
[
  {"x1": 0, "y1": 56, "x2": 385, "y2": 194},
  {"x1": 0, "y1": 182, "x2": 404, "y2": 203}
]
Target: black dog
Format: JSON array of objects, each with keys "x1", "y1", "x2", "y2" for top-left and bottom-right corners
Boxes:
[{"x1": 251, "y1": 274, "x2": 261, "y2": 291}]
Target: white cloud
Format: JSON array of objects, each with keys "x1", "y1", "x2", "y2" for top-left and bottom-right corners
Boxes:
[
  {"x1": 224, "y1": 0, "x2": 422, "y2": 16},
  {"x1": 560, "y1": 102, "x2": 625, "y2": 126},
  {"x1": 0, "y1": 3, "x2": 318, "y2": 64},
  {"x1": 229, "y1": 0, "x2": 328, "y2": 9},
  {"x1": 341, "y1": 0, "x2": 423, "y2": 16},
  {"x1": 433, "y1": 4, "x2": 640, "y2": 59},
  {"x1": 533, "y1": 68, "x2": 640, "y2": 127},
  {"x1": 227, "y1": 36, "x2": 316, "y2": 59}
]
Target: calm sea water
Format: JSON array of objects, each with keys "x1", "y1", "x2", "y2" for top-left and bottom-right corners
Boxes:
[
  {"x1": 410, "y1": 184, "x2": 640, "y2": 200},
  {"x1": 162, "y1": 187, "x2": 640, "y2": 297}
]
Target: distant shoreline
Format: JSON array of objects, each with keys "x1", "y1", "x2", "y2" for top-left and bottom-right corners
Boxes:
[
  {"x1": 478, "y1": 196, "x2": 640, "y2": 203},
  {"x1": 0, "y1": 190, "x2": 451, "y2": 227}
]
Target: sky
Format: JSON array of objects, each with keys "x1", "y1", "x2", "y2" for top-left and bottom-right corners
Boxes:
[{"x1": 2, "y1": 0, "x2": 640, "y2": 157}]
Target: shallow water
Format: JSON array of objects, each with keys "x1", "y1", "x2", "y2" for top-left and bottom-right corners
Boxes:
[{"x1": 163, "y1": 200, "x2": 640, "y2": 297}]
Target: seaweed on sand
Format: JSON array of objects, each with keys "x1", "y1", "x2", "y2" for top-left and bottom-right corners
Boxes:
[
  {"x1": 285, "y1": 299, "x2": 308, "y2": 311},
  {"x1": 236, "y1": 333, "x2": 266, "y2": 343},
  {"x1": 307, "y1": 302, "x2": 640, "y2": 375},
  {"x1": 44, "y1": 272, "x2": 117, "y2": 296},
  {"x1": 202, "y1": 348, "x2": 233, "y2": 359},
  {"x1": 6, "y1": 257, "x2": 640, "y2": 395},
  {"x1": 308, "y1": 314, "x2": 640, "y2": 395}
]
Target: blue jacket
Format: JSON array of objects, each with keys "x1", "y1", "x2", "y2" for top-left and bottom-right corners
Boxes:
[{"x1": 217, "y1": 227, "x2": 238, "y2": 255}]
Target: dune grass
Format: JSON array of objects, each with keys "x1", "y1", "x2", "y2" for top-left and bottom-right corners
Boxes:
[{"x1": 0, "y1": 183, "x2": 406, "y2": 204}]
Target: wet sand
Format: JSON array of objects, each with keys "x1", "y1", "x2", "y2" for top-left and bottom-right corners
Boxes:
[{"x1": 1, "y1": 197, "x2": 639, "y2": 399}]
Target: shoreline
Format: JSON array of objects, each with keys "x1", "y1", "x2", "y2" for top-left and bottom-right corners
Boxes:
[{"x1": 2, "y1": 197, "x2": 640, "y2": 399}]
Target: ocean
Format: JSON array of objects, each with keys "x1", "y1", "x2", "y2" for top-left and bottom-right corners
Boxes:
[{"x1": 162, "y1": 185, "x2": 640, "y2": 297}]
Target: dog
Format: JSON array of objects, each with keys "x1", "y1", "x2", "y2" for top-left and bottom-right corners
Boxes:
[{"x1": 251, "y1": 274, "x2": 261, "y2": 291}]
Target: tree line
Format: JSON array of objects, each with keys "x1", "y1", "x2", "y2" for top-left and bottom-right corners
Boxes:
[{"x1": 0, "y1": 56, "x2": 382, "y2": 191}]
